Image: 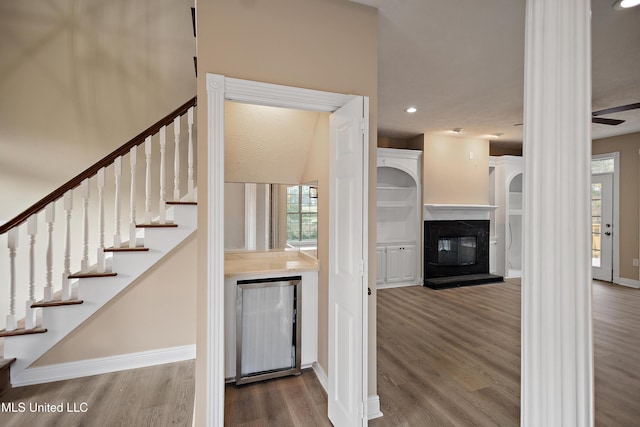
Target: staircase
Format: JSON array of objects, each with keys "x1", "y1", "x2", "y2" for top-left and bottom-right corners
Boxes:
[{"x1": 0, "y1": 97, "x2": 197, "y2": 390}]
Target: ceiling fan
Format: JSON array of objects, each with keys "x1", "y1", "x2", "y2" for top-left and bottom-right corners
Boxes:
[
  {"x1": 514, "y1": 101, "x2": 640, "y2": 127},
  {"x1": 591, "y1": 102, "x2": 640, "y2": 125}
]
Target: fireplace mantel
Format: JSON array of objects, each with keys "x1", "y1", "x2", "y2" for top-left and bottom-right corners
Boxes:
[{"x1": 423, "y1": 204, "x2": 498, "y2": 221}]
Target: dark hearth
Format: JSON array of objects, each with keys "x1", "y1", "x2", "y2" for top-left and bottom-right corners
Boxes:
[{"x1": 424, "y1": 220, "x2": 502, "y2": 289}]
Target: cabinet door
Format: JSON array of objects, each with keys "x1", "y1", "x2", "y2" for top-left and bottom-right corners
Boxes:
[
  {"x1": 385, "y1": 246, "x2": 403, "y2": 282},
  {"x1": 376, "y1": 246, "x2": 386, "y2": 284},
  {"x1": 400, "y1": 245, "x2": 416, "y2": 282}
]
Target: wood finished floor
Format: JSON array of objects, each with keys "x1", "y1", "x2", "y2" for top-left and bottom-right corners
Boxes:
[
  {"x1": 0, "y1": 360, "x2": 195, "y2": 427},
  {"x1": 2, "y1": 280, "x2": 640, "y2": 426}
]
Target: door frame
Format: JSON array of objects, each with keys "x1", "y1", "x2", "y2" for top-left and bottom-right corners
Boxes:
[
  {"x1": 592, "y1": 152, "x2": 620, "y2": 283},
  {"x1": 205, "y1": 73, "x2": 369, "y2": 426}
]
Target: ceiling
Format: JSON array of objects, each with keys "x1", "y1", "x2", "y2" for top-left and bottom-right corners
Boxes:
[{"x1": 352, "y1": 0, "x2": 640, "y2": 144}]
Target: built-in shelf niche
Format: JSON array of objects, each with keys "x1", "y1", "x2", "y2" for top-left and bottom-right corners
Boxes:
[{"x1": 376, "y1": 148, "x2": 422, "y2": 287}]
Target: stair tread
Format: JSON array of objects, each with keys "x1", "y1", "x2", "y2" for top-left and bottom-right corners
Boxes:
[
  {"x1": 166, "y1": 201, "x2": 197, "y2": 205},
  {"x1": 68, "y1": 271, "x2": 118, "y2": 279},
  {"x1": 136, "y1": 222, "x2": 178, "y2": 228},
  {"x1": 104, "y1": 245, "x2": 149, "y2": 252},
  {"x1": 0, "y1": 327, "x2": 47, "y2": 338},
  {"x1": 32, "y1": 299, "x2": 83, "y2": 308},
  {"x1": 0, "y1": 358, "x2": 16, "y2": 371}
]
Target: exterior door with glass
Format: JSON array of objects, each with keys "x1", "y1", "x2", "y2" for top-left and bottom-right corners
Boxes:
[{"x1": 592, "y1": 173, "x2": 613, "y2": 281}]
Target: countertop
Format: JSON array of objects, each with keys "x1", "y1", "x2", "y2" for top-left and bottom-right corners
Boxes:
[{"x1": 225, "y1": 250, "x2": 319, "y2": 278}]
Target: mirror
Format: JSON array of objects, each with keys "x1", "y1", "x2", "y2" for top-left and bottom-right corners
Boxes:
[{"x1": 224, "y1": 181, "x2": 319, "y2": 258}]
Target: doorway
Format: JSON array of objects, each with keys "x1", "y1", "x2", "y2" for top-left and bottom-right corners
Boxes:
[
  {"x1": 205, "y1": 74, "x2": 370, "y2": 426},
  {"x1": 591, "y1": 153, "x2": 619, "y2": 282}
]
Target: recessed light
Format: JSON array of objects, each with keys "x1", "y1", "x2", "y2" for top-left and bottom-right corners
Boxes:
[
  {"x1": 405, "y1": 107, "x2": 417, "y2": 113},
  {"x1": 492, "y1": 133, "x2": 504, "y2": 138},
  {"x1": 614, "y1": 0, "x2": 640, "y2": 10},
  {"x1": 450, "y1": 127, "x2": 463, "y2": 133}
]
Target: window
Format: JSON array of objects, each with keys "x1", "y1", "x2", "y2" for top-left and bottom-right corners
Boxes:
[
  {"x1": 591, "y1": 158, "x2": 614, "y2": 174},
  {"x1": 286, "y1": 185, "x2": 318, "y2": 243}
]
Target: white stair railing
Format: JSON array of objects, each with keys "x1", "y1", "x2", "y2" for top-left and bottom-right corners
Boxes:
[{"x1": 0, "y1": 97, "x2": 197, "y2": 333}]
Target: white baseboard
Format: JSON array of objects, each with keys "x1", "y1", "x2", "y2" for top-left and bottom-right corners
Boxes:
[
  {"x1": 377, "y1": 282, "x2": 421, "y2": 290},
  {"x1": 367, "y1": 394, "x2": 383, "y2": 420},
  {"x1": 13, "y1": 344, "x2": 196, "y2": 387},
  {"x1": 613, "y1": 276, "x2": 640, "y2": 289},
  {"x1": 312, "y1": 361, "x2": 328, "y2": 393},
  {"x1": 311, "y1": 363, "x2": 382, "y2": 421}
]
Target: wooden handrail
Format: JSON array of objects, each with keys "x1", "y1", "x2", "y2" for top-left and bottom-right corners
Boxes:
[{"x1": 0, "y1": 96, "x2": 197, "y2": 235}]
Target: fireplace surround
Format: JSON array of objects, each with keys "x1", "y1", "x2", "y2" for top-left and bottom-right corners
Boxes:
[{"x1": 424, "y1": 219, "x2": 503, "y2": 289}]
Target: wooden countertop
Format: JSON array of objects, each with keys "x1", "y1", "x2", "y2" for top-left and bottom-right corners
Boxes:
[{"x1": 224, "y1": 250, "x2": 319, "y2": 278}]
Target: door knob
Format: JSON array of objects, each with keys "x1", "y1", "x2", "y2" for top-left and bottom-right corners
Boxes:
[{"x1": 605, "y1": 231, "x2": 612, "y2": 236}]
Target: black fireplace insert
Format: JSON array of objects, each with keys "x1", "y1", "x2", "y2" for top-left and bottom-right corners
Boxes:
[{"x1": 424, "y1": 220, "x2": 502, "y2": 289}]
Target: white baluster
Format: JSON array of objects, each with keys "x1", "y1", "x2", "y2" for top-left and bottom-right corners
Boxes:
[
  {"x1": 129, "y1": 146, "x2": 138, "y2": 248},
  {"x1": 80, "y1": 180, "x2": 90, "y2": 274},
  {"x1": 25, "y1": 217, "x2": 37, "y2": 329},
  {"x1": 114, "y1": 157, "x2": 122, "y2": 248},
  {"x1": 97, "y1": 168, "x2": 106, "y2": 273},
  {"x1": 62, "y1": 191, "x2": 73, "y2": 300},
  {"x1": 173, "y1": 116, "x2": 181, "y2": 201},
  {"x1": 6, "y1": 228, "x2": 18, "y2": 331},
  {"x1": 159, "y1": 126, "x2": 167, "y2": 224},
  {"x1": 187, "y1": 107, "x2": 195, "y2": 202},
  {"x1": 145, "y1": 136, "x2": 153, "y2": 224},
  {"x1": 44, "y1": 203, "x2": 55, "y2": 301}
]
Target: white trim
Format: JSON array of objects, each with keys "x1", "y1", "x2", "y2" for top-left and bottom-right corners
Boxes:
[
  {"x1": 613, "y1": 276, "x2": 640, "y2": 289},
  {"x1": 206, "y1": 73, "x2": 226, "y2": 427},
  {"x1": 367, "y1": 395, "x2": 383, "y2": 420},
  {"x1": 12, "y1": 345, "x2": 195, "y2": 387},
  {"x1": 312, "y1": 361, "x2": 328, "y2": 392},
  {"x1": 206, "y1": 74, "x2": 369, "y2": 427},
  {"x1": 376, "y1": 282, "x2": 420, "y2": 290},
  {"x1": 244, "y1": 183, "x2": 257, "y2": 250}
]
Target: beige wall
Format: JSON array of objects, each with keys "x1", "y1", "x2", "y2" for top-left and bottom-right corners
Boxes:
[
  {"x1": 593, "y1": 132, "x2": 640, "y2": 281},
  {"x1": 0, "y1": 0, "x2": 196, "y2": 220},
  {"x1": 195, "y1": 0, "x2": 377, "y2": 423},
  {"x1": 35, "y1": 234, "x2": 197, "y2": 365},
  {"x1": 423, "y1": 134, "x2": 490, "y2": 204}
]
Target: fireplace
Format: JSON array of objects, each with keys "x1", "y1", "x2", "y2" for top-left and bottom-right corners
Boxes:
[{"x1": 424, "y1": 220, "x2": 502, "y2": 289}]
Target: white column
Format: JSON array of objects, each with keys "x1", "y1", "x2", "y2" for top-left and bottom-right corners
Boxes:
[
  {"x1": 26, "y1": 217, "x2": 37, "y2": 328},
  {"x1": 6, "y1": 227, "x2": 18, "y2": 331},
  {"x1": 159, "y1": 126, "x2": 167, "y2": 224},
  {"x1": 187, "y1": 107, "x2": 195, "y2": 202},
  {"x1": 129, "y1": 146, "x2": 138, "y2": 248},
  {"x1": 80, "y1": 180, "x2": 90, "y2": 273},
  {"x1": 97, "y1": 168, "x2": 106, "y2": 273},
  {"x1": 145, "y1": 136, "x2": 153, "y2": 224},
  {"x1": 114, "y1": 157, "x2": 123, "y2": 248},
  {"x1": 62, "y1": 190, "x2": 73, "y2": 301},
  {"x1": 173, "y1": 116, "x2": 181, "y2": 201},
  {"x1": 522, "y1": 1, "x2": 593, "y2": 426},
  {"x1": 44, "y1": 203, "x2": 55, "y2": 301}
]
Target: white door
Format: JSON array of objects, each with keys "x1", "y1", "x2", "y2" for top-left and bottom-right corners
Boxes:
[
  {"x1": 328, "y1": 96, "x2": 368, "y2": 426},
  {"x1": 385, "y1": 245, "x2": 403, "y2": 283},
  {"x1": 400, "y1": 244, "x2": 416, "y2": 282},
  {"x1": 376, "y1": 246, "x2": 386, "y2": 284},
  {"x1": 592, "y1": 174, "x2": 613, "y2": 281}
]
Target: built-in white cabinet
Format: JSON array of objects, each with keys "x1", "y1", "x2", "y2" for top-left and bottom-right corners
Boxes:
[
  {"x1": 490, "y1": 155, "x2": 523, "y2": 278},
  {"x1": 376, "y1": 148, "x2": 422, "y2": 288}
]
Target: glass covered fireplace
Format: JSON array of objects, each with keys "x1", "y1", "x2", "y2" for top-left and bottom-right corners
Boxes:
[
  {"x1": 424, "y1": 220, "x2": 501, "y2": 288},
  {"x1": 438, "y1": 236, "x2": 477, "y2": 266}
]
